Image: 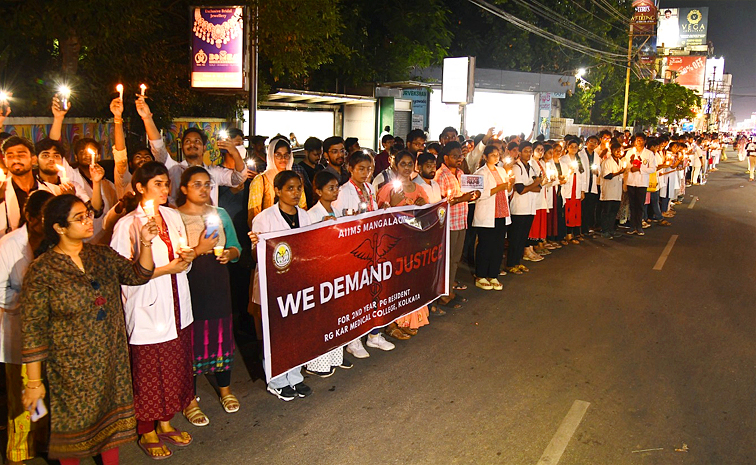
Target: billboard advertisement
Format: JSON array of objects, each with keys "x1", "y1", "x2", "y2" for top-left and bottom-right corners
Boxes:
[
  {"x1": 665, "y1": 56, "x2": 707, "y2": 94},
  {"x1": 656, "y1": 7, "x2": 709, "y2": 48},
  {"x1": 190, "y1": 6, "x2": 245, "y2": 89},
  {"x1": 632, "y1": 0, "x2": 657, "y2": 35}
]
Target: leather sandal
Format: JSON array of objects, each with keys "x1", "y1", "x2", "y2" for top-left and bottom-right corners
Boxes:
[
  {"x1": 220, "y1": 394, "x2": 240, "y2": 413},
  {"x1": 183, "y1": 405, "x2": 209, "y2": 427},
  {"x1": 399, "y1": 326, "x2": 418, "y2": 336},
  {"x1": 385, "y1": 323, "x2": 410, "y2": 340}
]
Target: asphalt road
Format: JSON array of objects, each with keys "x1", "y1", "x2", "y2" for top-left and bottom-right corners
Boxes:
[{"x1": 32, "y1": 150, "x2": 756, "y2": 464}]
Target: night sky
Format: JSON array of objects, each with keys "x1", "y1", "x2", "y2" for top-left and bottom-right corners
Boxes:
[{"x1": 659, "y1": 0, "x2": 756, "y2": 121}]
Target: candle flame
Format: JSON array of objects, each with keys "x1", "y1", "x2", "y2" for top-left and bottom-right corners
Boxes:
[
  {"x1": 58, "y1": 85, "x2": 71, "y2": 98},
  {"x1": 116, "y1": 84, "x2": 123, "y2": 92},
  {"x1": 392, "y1": 180, "x2": 402, "y2": 190}
]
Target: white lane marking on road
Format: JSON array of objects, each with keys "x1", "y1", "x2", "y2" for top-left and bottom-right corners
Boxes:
[
  {"x1": 653, "y1": 235, "x2": 679, "y2": 271},
  {"x1": 536, "y1": 400, "x2": 590, "y2": 465},
  {"x1": 688, "y1": 197, "x2": 698, "y2": 209}
]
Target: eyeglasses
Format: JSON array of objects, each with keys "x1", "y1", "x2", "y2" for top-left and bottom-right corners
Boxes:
[
  {"x1": 188, "y1": 181, "x2": 215, "y2": 190},
  {"x1": 69, "y1": 210, "x2": 95, "y2": 225},
  {"x1": 274, "y1": 153, "x2": 292, "y2": 160}
]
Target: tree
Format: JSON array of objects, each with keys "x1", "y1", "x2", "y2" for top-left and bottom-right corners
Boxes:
[{"x1": 607, "y1": 79, "x2": 700, "y2": 127}]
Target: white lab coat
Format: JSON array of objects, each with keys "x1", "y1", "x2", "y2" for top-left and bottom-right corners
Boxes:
[
  {"x1": 0, "y1": 226, "x2": 32, "y2": 364},
  {"x1": 308, "y1": 201, "x2": 341, "y2": 223},
  {"x1": 472, "y1": 165, "x2": 511, "y2": 228},
  {"x1": 250, "y1": 203, "x2": 312, "y2": 305},
  {"x1": 66, "y1": 167, "x2": 118, "y2": 244},
  {"x1": 509, "y1": 160, "x2": 538, "y2": 215},
  {"x1": 333, "y1": 180, "x2": 378, "y2": 214},
  {"x1": 110, "y1": 204, "x2": 193, "y2": 345},
  {"x1": 578, "y1": 148, "x2": 600, "y2": 195},
  {"x1": 0, "y1": 179, "x2": 53, "y2": 239},
  {"x1": 558, "y1": 155, "x2": 585, "y2": 203},
  {"x1": 600, "y1": 157, "x2": 624, "y2": 201},
  {"x1": 624, "y1": 147, "x2": 657, "y2": 188}
]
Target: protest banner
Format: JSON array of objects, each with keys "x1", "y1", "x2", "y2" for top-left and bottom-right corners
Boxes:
[{"x1": 256, "y1": 202, "x2": 450, "y2": 381}]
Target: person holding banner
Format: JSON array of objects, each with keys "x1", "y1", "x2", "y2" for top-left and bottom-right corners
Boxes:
[
  {"x1": 177, "y1": 166, "x2": 243, "y2": 422},
  {"x1": 332, "y1": 150, "x2": 396, "y2": 356},
  {"x1": 377, "y1": 150, "x2": 430, "y2": 338},
  {"x1": 251, "y1": 170, "x2": 314, "y2": 401},
  {"x1": 304, "y1": 170, "x2": 353, "y2": 377},
  {"x1": 472, "y1": 145, "x2": 511, "y2": 288},
  {"x1": 110, "y1": 162, "x2": 196, "y2": 459}
]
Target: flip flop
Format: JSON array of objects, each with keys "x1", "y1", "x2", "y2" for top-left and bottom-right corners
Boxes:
[
  {"x1": 138, "y1": 438, "x2": 172, "y2": 460},
  {"x1": 452, "y1": 282, "x2": 468, "y2": 291},
  {"x1": 451, "y1": 295, "x2": 469, "y2": 303},
  {"x1": 157, "y1": 430, "x2": 193, "y2": 447}
]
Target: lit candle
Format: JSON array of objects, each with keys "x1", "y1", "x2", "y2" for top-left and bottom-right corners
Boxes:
[
  {"x1": 0, "y1": 91, "x2": 8, "y2": 105},
  {"x1": 591, "y1": 163, "x2": 599, "y2": 173},
  {"x1": 177, "y1": 235, "x2": 189, "y2": 253},
  {"x1": 504, "y1": 156, "x2": 512, "y2": 165},
  {"x1": 116, "y1": 84, "x2": 123, "y2": 100},
  {"x1": 55, "y1": 164, "x2": 68, "y2": 184},
  {"x1": 219, "y1": 129, "x2": 228, "y2": 140},
  {"x1": 143, "y1": 199, "x2": 155, "y2": 217},
  {"x1": 246, "y1": 159, "x2": 256, "y2": 169},
  {"x1": 447, "y1": 189, "x2": 452, "y2": 199},
  {"x1": 58, "y1": 85, "x2": 71, "y2": 110},
  {"x1": 0, "y1": 170, "x2": 5, "y2": 184},
  {"x1": 87, "y1": 147, "x2": 96, "y2": 167},
  {"x1": 392, "y1": 179, "x2": 402, "y2": 193},
  {"x1": 358, "y1": 202, "x2": 367, "y2": 213},
  {"x1": 140, "y1": 84, "x2": 147, "y2": 96}
]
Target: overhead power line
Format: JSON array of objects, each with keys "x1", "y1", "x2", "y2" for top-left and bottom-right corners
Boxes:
[
  {"x1": 466, "y1": 0, "x2": 629, "y2": 68},
  {"x1": 510, "y1": 0, "x2": 624, "y2": 52},
  {"x1": 589, "y1": 0, "x2": 629, "y2": 24},
  {"x1": 572, "y1": 0, "x2": 629, "y2": 34}
]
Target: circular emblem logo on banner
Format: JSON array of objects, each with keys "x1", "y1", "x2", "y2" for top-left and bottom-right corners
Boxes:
[
  {"x1": 687, "y1": 10, "x2": 702, "y2": 24},
  {"x1": 438, "y1": 206, "x2": 447, "y2": 225},
  {"x1": 273, "y1": 242, "x2": 292, "y2": 271}
]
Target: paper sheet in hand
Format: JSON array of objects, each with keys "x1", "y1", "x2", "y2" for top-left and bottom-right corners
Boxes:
[{"x1": 460, "y1": 175, "x2": 484, "y2": 193}]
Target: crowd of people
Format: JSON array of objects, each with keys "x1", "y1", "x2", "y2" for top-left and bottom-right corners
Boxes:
[{"x1": 0, "y1": 93, "x2": 742, "y2": 463}]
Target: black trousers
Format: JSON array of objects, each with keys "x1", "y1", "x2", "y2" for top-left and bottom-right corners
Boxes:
[
  {"x1": 600, "y1": 200, "x2": 620, "y2": 234},
  {"x1": 626, "y1": 186, "x2": 646, "y2": 232},
  {"x1": 507, "y1": 214, "x2": 534, "y2": 267},
  {"x1": 462, "y1": 203, "x2": 477, "y2": 266},
  {"x1": 475, "y1": 218, "x2": 508, "y2": 279},
  {"x1": 581, "y1": 192, "x2": 600, "y2": 234}
]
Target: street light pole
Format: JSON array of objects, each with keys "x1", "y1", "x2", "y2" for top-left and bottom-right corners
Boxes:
[
  {"x1": 247, "y1": 2, "x2": 258, "y2": 139},
  {"x1": 622, "y1": 24, "x2": 634, "y2": 131}
]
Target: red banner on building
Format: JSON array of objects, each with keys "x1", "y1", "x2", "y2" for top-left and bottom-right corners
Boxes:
[{"x1": 256, "y1": 202, "x2": 450, "y2": 381}]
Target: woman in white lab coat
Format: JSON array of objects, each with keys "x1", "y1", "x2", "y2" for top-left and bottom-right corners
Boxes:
[{"x1": 110, "y1": 162, "x2": 196, "y2": 458}]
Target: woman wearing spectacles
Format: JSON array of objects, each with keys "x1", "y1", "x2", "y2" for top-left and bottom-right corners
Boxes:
[
  {"x1": 20, "y1": 194, "x2": 157, "y2": 465},
  {"x1": 176, "y1": 166, "x2": 242, "y2": 425}
]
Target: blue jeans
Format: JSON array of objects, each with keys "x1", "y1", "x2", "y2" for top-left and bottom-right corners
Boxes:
[{"x1": 649, "y1": 191, "x2": 663, "y2": 220}]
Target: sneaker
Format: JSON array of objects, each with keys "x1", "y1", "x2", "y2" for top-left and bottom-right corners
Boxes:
[
  {"x1": 476, "y1": 278, "x2": 493, "y2": 290},
  {"x1": 366, "y1": 333, "x2": 395, "y2": 351},
  {"x1": 346, "y1": 339, "x2": 369, "y2": 359},
  {"x1": 294, "y1": 383, "x2": 312, "y2": 398},
  {"x1": 305, "y1": 367, "x2": 335, "y2": 378},
  {"x1": 337, "y1": 359, "x2": 353, "y2": 370},
  {"x1": 267, "y1": 385, "x2": 297, "y2": 401},
  {"x1": 489, "y1": 278, "x2": 503, "y2": 291}
]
